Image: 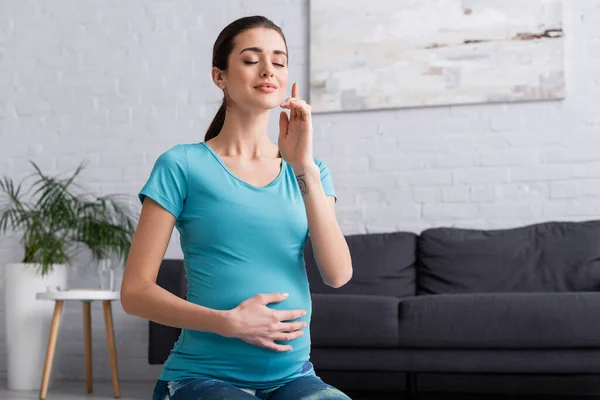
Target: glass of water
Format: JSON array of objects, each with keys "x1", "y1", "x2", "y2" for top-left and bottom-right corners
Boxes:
[{"x1": 98, "y1": 259, "x2": 115, "y2": 291}]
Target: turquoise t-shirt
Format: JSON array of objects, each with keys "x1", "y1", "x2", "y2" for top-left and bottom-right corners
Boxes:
[{"x1": 138, "y1": 142, "x2": 337, "y2": 389}]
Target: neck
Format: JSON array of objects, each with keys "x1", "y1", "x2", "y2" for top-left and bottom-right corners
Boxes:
[{"x1": 210, "y1": 106, "x2": 276, "y2": 159}]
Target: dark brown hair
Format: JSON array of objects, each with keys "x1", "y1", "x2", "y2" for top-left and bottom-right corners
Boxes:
[{"x1": 205, "y1": 16, "x2": 288, "y2": 142}]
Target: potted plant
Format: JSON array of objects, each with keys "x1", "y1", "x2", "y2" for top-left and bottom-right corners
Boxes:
[{"x1": 0, "y1": 161, "x2": 137, "y2": 391}]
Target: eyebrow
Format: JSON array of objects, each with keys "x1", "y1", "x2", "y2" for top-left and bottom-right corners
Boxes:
[{"x1": 239, "y1": 47, "x2": 288, "y2": 58}]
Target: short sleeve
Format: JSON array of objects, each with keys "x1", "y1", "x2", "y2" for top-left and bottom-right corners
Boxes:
[
  {"x1": 315, "y1": 158, "x2": 337, "y2": 203},
  {"x1": 138, "y1": 144, "x2": 188, "y2": 218}
]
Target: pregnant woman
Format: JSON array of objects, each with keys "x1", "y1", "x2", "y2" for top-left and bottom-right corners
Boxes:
[{"x1": 120, "y1": 15, "x2": 354, "y2": 400}]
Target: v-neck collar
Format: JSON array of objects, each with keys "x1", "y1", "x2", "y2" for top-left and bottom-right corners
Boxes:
[{"x1": 201, "y1": 141, "x2": 285, "y2": 190}]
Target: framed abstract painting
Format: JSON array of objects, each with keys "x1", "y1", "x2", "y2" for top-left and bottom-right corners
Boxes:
[{"x1": 309, "y1": 0, "x2": 565, "y2": 113}]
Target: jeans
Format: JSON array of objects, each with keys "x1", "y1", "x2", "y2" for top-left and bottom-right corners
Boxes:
[{"x1": 152, "y1": 374, "x2": 352, "y2": 399}]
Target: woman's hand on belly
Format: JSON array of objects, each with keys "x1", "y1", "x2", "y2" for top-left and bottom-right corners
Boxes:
[{"x1": 220, "y1": 292, "x2": 307, "y2": 352}]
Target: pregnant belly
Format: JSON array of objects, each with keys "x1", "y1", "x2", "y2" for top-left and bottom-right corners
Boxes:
[
  {"x1": 172, "y1": 327, "x2": 312, "y2": 386},
  {"x1": 185, "y1": 259, "x2": 312, "y2": 315},
  {"x1": 184, "y1": 261, "x2": 312, "y2": 354}
]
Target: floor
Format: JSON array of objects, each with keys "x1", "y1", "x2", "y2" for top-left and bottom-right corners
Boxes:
[
  {"x1": 1, "y1": 380, "x2": 598, "y2": 399},
  {"x1": 0, "y1": 381, "x2": 152, "y2": 400}
]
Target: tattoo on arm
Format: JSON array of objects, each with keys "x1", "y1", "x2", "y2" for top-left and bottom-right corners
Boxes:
[{"x1": 296, "y1": 174, "x2": 308, "y2": 196}]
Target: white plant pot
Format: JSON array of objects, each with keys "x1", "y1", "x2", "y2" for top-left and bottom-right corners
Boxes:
[{"x1": 4, "y1": 263, "x2": 68, "y2": 391}]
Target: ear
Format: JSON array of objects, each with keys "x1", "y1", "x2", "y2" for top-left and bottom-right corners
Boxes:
[{"x1": 212, "y1": 67, "x2": 226, "y2": 89}]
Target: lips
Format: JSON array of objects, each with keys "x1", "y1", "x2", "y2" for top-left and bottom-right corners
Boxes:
[
  {"x1": 255, "y1": 83, "x2": 278, "y2": 89},
  {"x1": 255, "y1": 84, "x2": 278, "y2": 94}
]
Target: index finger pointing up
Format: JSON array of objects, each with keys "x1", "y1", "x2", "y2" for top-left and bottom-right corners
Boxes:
[{"x1": 292, "y1": 82, "x2": 299, "y2": 99}]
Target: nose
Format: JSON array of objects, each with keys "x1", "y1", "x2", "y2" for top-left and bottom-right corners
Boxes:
[{"x1": 261, "y1": 66, "x2": 274, "y2": 78}]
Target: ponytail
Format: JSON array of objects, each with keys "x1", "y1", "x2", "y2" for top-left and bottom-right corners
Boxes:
[{"x1": 204, "y1": 97, "x2": 226, "y2": 142}]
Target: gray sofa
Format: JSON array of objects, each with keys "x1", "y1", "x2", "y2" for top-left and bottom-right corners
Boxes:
[{"x1": 149, "y1": 220, "x2": 600, "y2": 397}]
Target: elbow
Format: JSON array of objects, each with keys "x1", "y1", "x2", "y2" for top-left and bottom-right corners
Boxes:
[
  {"x1": 325, "y1": 267, "x2": 353, "y2": 289},
  {"x1": 120, "y1": 288, "x2": 133, "y2": 315},
  {"x1": 121, "y1": 279, "x2": 156, "y2": 316},
  {"x1": 120, "y1": 285, "x2": 140, "y2": 316}
]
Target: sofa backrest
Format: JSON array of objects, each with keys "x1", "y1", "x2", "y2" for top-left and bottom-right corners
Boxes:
[
  {"x1": 304, "y1": 231, "x2": 418, "y2": 298},
  {"x1": 417, "y1": 220, "x2": 600, "y2": 295}
]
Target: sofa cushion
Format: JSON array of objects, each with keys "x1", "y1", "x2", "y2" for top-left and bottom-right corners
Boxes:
[
  {"x1": 310, "y1": 294, "x2": 400, "y2": 347},
  {"x1": 305, "y1": 231, "x2": 417, "y2": 297},
  {"x1": 397, "y1": 292, "x2": 600, "y2": 349},
  {"x1": 418, "y1": 220, "x2": 600, "y2": 294},
  {"x1": 311, "y1": 348, "x2": 600, "y2": 374}
]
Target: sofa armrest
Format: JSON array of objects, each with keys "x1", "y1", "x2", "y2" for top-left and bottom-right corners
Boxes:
[{"x1": 310, "y1": 293, "x2": 401, "y2": 348}]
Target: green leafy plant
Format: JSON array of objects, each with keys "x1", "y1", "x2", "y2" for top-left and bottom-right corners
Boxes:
[{"x1": 0, "y1": 161, "x2": 137, "y2": 276}]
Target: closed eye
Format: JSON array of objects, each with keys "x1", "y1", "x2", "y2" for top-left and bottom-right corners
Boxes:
[{"x1": 244, "y1": 61, "x2": 286, "y2": 67}]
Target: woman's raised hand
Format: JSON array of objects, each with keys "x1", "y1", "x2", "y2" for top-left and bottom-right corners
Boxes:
[{"x1": 278, "y1": 82, "x2": 314, "y2": 171}]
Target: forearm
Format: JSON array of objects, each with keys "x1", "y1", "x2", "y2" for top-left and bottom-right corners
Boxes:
[
  {"x1": 294, "y1": 164, "x2": 352, "y2": 288},
  {"x1": 121, "y1": 282, "x2": 230, "y2": 336}
]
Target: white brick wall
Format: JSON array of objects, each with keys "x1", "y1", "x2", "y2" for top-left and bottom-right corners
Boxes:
[{"x1": 0, "y1": 0, "x2": 599, "y2": 383}]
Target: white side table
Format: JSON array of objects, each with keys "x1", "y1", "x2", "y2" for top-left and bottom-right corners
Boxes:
[{"x1": 35, "y1": 290, "x2": 121, "y2": 400}]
